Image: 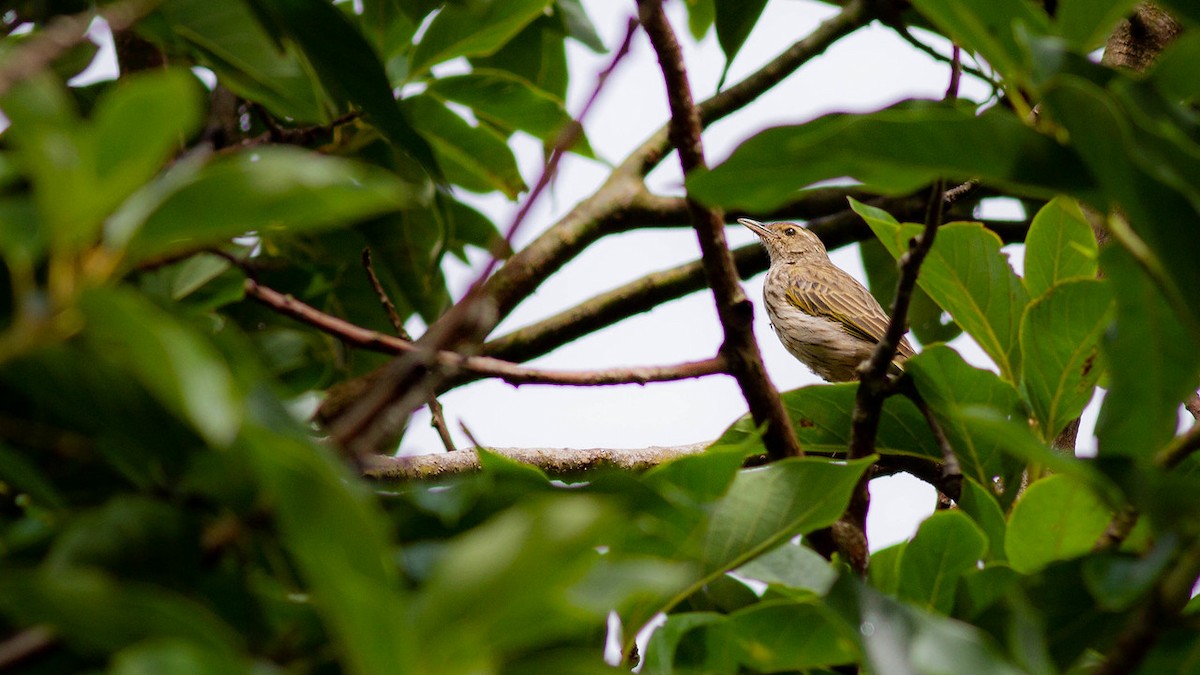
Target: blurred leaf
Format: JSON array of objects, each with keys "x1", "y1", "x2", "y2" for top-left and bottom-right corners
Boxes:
[
  {"x1": 554, "y1": 0, "x2": 604, "y2": 52},
  {"x1": 1056, "y1": 0, "x2": 1138, "y2": 49},
  {"x1": 827, "y1": 574, "x2": 1023, "y2": 675},
  {"x1": 1006, "y1": 475, "x2": 1112, "y2": 574},
  {"x1": 856, "y1": 202, "x2": 1029, "y2": 380},
  {"x1": 714, "y1": 0, "x2": 768, "y2": 85},
  {"x1": 0, "y1": 441, "x2": 65, "y2": 509},
  {"x1": 426, "y1": 69, "x2": 593, "y2": 157},
  {"x1": 47, "y1": 496, "x2": 197, "y2": 586},
  {"x1": 1042, "y1": 76, "x2": 1200, "y2": 334},
  {"x1": 1019, "y1": 279, "x2": 1111, "y2": 442},
  {"x1": 861, "y1": 237, "x2": 961, "y2": 345},
  {"x1": 726, "y1": 600, "x2": 859, "y2": 671},
  {"x1": 0, "y1": 568, "x2": 241, "y2": 657},
  {"x1": 687, "y1": 102, "x2": 1094, "y2": 212},
  {"x1": 1082, "y1": 538, "x2": 1175, "y2": 612},
  {"x1": 905, "y1": 346, "x2": 1025, "y2": 500},
  {"x1": 251, "y1": 0, "x2": 441, "y2": 175},
  {"x1": 415, "y1": 495, "x2": 685, "y2": 670},
  {"x1": 158, "y1": 0, "x2": 329, "y2": 122},
  {"x1": 1, "y1": 70, "x2": 202, "y2": 249},
  {"x1": 644, "y1": 438, "x2": 761, "y2": 506},
  {"x1": 686, "y1": 0, "x2": 715, "y2": 40},
  {"x1": 898, "y1": 511, "x2": 988, "y2": 614},
  {"x1": 110, "y1": 638, "x2": 249, "y2": 675},
  {"x1": 1022, "y1": 196, "x2": 1098, "y2": 299},
  {"x1": 79, "y1": 288, "x2": 241, "y2": 446},
  {"x1": 402, "y1": 95, "x2": 527, "y2": 198},
  {"x1": 118, "y1": 146, "x2": 427, "y2": 264},
  {"x1": 409, "y1": 0, "x2": 555, "y2": 78},
  {"x1": 243, "y1": 423, "x2": 413, "y2": 675},
  {"x1": 910, "y1": 0, "x2": 1050, "y2": 82},
  {"x1": 1096, "y1": 246, "x2": 1200, "y2": 460},
  {"x1": 719, "y1": 383, "x2": 942, "y2": 461},
  {"x1": 444, "y1": 197, "x2": 506, "y2": 261},
  {"x1": 957, "y1": 564, "x2": 1019, "y2": 619},
  {"x1": 1148, "y1": 32, "x2": 1200, "y2": 103}
]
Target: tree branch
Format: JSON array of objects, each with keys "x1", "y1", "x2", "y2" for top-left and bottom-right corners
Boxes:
[
  {"x1": 363, "y1": 443, "x2": 713, "y2": 480},
  {"x1": 476, "y1": 0, "x2": 874, "y2": 323},
  {"x1": 638, "y1": 0, "x2": 801, "y2": 460},
  {"x1": 244, "y1": 277, "x2": 728, "y2": 388}
]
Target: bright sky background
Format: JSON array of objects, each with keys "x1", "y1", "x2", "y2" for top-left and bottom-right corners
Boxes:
[{"x1": 63, "y1": 0, "x2": 1107, "y2": 550}]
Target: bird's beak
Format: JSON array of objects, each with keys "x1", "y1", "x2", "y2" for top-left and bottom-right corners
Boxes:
[{"x1": 737, "y1": 217, "x2": 772, "y2": 239}]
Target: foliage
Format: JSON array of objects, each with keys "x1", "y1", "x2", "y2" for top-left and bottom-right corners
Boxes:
[{"x1": 2, "y1": 1, "x2": 1200, "y2": 673}]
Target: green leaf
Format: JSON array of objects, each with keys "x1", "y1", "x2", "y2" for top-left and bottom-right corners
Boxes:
[
  {"x1": 158, "y1": 0, "x2": 329, "y2": 122},
  {"x1": 687, "y1": 102, "x2": 1094, "y2": 212},
  {"x1": 699, "y1": 457, "x2": 873, "y2": 588},
  {"x1": 631, "y1": 457, "x2": 872, "y2": 634},
  {"x1": 1019, "y1": 279, "x2": 1112, "y2": 441},
  {"x1": 0, "y1": 568, "x2": 241, "y2": 657},
  {"x1": 79, "y1": 289, "x2": 241, "y2": 446},
  {"x1": 641, "y1": 612, "x2": 730, "y2": 675},
  {"x1": 904, "y1": 346, "x2": 1025, "y2": 502},
  {"x1": 409, "y1": 0, "x2": 555, "y2": 79},
  {"x1": 910, "y1": 0, "x2": 1050, "y2": 82},
  {"x1": 719, "y1": 383, "x2": 942, "y2": 461},
  {"x1": 726, "y1": 600, "x2": 860, "y2": 671},
  {"x1": 958, "y1": 478, "x2": 1007, "y2": 562},
  {"x1": 251, "y1": 0, "x2": 441, "y2": 175},
  {"x1": 1023, "y1": 196, "x2": 1098, "y2": 299},
  {"x1": 735, "y1": 541, "x2": 837, "y2": 596},
  {"x1": 714, "y1": 0, "x2": 768, "y2": 84},
  {"x1": 1005, "y1": 474, "x2": 1112, "y2": 574},
  {"x1": 1056, "y1": 0, "x2": 1138, "y2": 50},
  {"x1": 426, "y1": 69, "x2": 593, "y2": 157},
  {"x1": 867, "y1": 543, "x2": 905, "y2": 595},
  {"x1": 1096, "y1": 246, "x2": 1200, "y2": 460},
  {"x1": 118, "y1": 146, "x2": 427, "y2": 264},
  {"x1": 402, "y1": 95, "x2": 527, "y2": 198},
  {"x1": 856, "y1": 202, "x2": 1029, "y2": 380},
  {"x1": 861, "y1": 237, "x2": 961, "y2": 345},
  {"x1": 242, "y1": 424, "x2": 414, "y2": 675},
  {"x1": 644, "y1": 438, "x2": 761, "y2": 506},
  {"x1": 898, "y1": 510, "x2": 988, "y2": 614},
  {"x1": 686, "y1": 0, "x2": 716, "y2": 40},
  {"x1": 469, "y1": 16, "x2": 568, "y2": 100}
]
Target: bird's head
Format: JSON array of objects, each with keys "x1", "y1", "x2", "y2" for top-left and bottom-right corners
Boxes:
[{"x1": 738, "y1": 218, "x2": 827, "y2": 264}]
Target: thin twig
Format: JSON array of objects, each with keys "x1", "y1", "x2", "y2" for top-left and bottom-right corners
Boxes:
[
  {"x1": 637, "y1": 0, "x2": 801, "y2": 460},
  {"x1": 243, "y1": 278, "x2": 728, "y2": 387},
  {"x1": 0, "y1": 626, "x2": 55, "y2": 671},
  {"x1": 361, "y1": 248, "x2": 456, "y2": 453},
  {"x1": 844, "y1": 48, "x2": 962, "y2": 573},
  {"x1": 888, "y1": 25, "x2": 998, "y2": 97},
  {"x1": 1156, "y1": 421, "x2": 1200, "y2": 470}
]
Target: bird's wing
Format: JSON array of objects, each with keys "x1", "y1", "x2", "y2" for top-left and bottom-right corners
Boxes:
[{"x1": 784, "y1": 268, "x2": 916, "y2": 361}]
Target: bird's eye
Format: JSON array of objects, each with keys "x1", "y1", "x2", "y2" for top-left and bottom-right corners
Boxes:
[{"x1": 783, "y1": 227, "x2": 796, "y2": 236}]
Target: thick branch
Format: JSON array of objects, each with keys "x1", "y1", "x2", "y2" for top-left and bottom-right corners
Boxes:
[
  {"x1": 638, "y1": 0, "x2": 801, "y2": 460},
  {"x1": 244, "y1": 278, "x2": 728, "y2": 387},
  {"x1": 363, "y1": 443, "x2": 712, "y2": 481}
]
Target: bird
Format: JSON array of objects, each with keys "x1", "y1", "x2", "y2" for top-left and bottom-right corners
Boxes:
[{"x1": 739, "y1": 218, "x2": 915, "y2": 382}]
